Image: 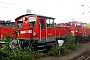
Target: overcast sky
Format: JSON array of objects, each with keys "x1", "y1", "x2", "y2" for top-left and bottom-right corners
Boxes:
[{"x1": 0, "y1": 0, "x2": 90, "y2": 23}]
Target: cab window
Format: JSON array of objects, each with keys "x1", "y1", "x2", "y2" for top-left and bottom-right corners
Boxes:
[
  {"x1": 46, "y1": 19, "x2": 54, "y2": 28},
  {"x1": 40, "y1": 19, "x2": 44, "y2": 30},
  {"x1": 17, "y1": 19, "x2": 23, "y2": 28},
  {"x1": 67, "y1": 23, "x2": 70, "y2": 26},
  {"x1": 75, "y1": 23, "x2": 81, "y2": 28},
  {"x1": 29, "y1": 17, "x2": 36, "y2": 26},
  {"x1": 82, "y1": 23, "x2": 87, "y2": 30}
]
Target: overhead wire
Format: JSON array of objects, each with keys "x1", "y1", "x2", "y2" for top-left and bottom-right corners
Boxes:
[
  {"x1": 0, "y1": 5, "x2": 26, "y2": 12},
  {"x1": 0, "y1": 2, "x2": 30, "y2": 21},
  {"x1": 0, "y1": 2, "x2": 28, "y2": 8},
  {"x1": 0, "y1": 2, "x2": 29, "y2": 11}
]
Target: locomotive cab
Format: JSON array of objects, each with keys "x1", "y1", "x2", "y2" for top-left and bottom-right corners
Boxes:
[
  {"x1": 15, "y1": 14, "x2": 58, "y2": 50},
  {"x1": 15, "y1": 14, "x2": 56, "y2": 43},
  {"x1": 15, "y1": 15, "x2": 36, "y2": 39}
]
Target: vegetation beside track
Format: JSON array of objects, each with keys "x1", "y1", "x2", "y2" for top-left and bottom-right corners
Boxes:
[
  {"x1": 47, "y1": 34, "x2": 82, "y2": 56},
  {"x1": 0, "y1": 34, "x2": 82, "y2": 60}
]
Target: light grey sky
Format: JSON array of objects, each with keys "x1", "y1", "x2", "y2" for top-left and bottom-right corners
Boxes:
[{"x1": 0, "y1": 0, "x2": 90, "y2": 23}]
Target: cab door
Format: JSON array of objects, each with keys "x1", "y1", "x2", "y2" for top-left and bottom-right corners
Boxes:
[
  {"x1": 46, "y1": 19, "x2": 55, "y2": 42},
  {"x1": 39, "y1": 18, "x2": 46, "y2": 43}
]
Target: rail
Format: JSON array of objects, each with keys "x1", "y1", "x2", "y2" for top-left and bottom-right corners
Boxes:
[{"x1": 71, "y1": 51, "x2": 90, "y2": 60}]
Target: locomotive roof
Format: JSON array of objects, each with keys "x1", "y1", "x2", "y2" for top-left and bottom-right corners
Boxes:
[{"x1": 15, "y1": 14, "x2": 55, "y2": 21}]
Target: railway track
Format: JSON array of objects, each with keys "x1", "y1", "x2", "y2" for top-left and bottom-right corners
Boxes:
[
  {"x1": 85, "y1": 57, "x2": 90, "y2": 60},
  {"x1": 71, "y1": 51, "x2": 90, "y2": 60}
]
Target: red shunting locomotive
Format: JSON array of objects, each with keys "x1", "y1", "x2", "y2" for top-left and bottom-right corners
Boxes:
[{"x1": 0, "y1": 14, "x2": 90, "y2": 51}]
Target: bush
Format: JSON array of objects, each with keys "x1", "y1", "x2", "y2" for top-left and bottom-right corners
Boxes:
[
  {"x1": 0, "y1": 33, "x2": 46, "y2": 60},
  {"x1": 64, "y1": 34, "x2": 82, "y2": 50},
  {"x1": 3, "y1": 33, "x2": 12, "y2": 40},
  {"x1": 35, "y1": 52, "x2": 45, "y2": 58},
  {"x1": 0, "y1": 33, "x2": 82, "y2": 59},
  {"x1": 47, "y1": 45, "x2": 60, "y2": 56},
  {"x1": 47, "y1": 34, "x2": 82, "y2": 56},
  {"x1": 59, "y1": 34, "x2": 82, "y2": 55}
]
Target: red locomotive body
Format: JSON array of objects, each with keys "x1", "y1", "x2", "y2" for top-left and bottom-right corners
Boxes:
[
  {"x1": 55, "y1": 25, "x2": 71, "y2": 37},
  {"x1": 0, "y1": 21, "x2": 16, "y2": 40},
  {"x1": 15, "y1": 14, "x2": 71, "y2": 44},
  {"x1": 63, "y1": 21, "x2": 90, "y2": 42}
]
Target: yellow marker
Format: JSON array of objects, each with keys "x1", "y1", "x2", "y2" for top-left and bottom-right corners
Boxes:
[
  {"x1": 87, "y1": 24, "x2": 90, "y2": 28},
  {"x1": 14, "y1": 28, "x2": 20, "y2": 44}
]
